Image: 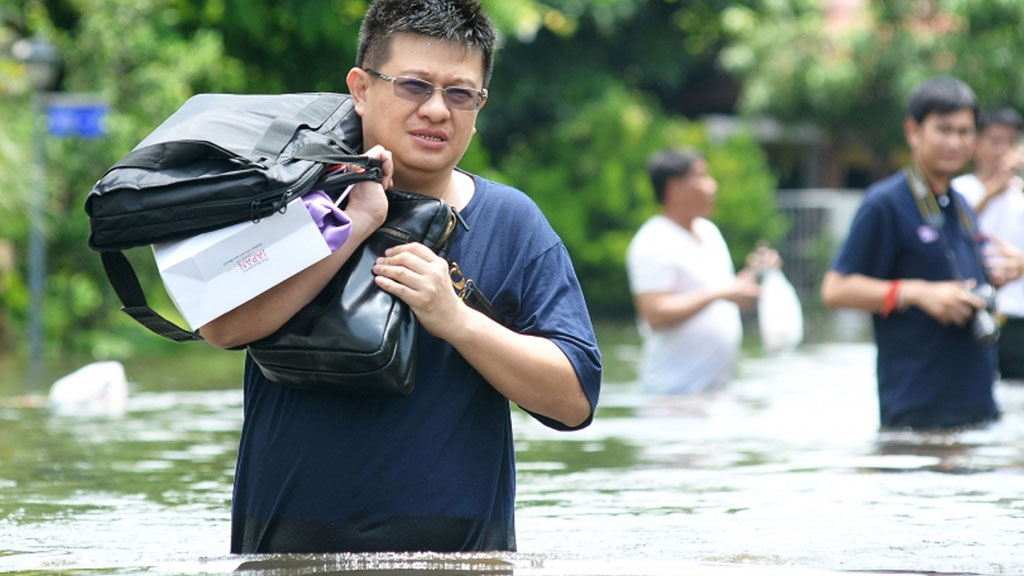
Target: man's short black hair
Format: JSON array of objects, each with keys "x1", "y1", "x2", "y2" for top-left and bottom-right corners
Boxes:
[
  {"x1": 978, "y1": 106, "x2": 1024, "y2": 134},
  {"x1": 647, "y1": 148, "x2": 703, "y2": 205},
  {"x1": 357, "y1": 0, "x2": 497, "y2": 87},
  {"x1": 906, "y1": 76, "x2": 978, "y2": 125}
]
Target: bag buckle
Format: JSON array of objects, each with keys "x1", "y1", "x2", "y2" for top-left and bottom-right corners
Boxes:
[{"x1": 449, "y1": 261, "x2": 468, "y2": 296}]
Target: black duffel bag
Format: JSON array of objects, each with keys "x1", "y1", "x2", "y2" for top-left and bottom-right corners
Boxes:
[{"x1": 85, "y1": 92, "x2": 381, "y2": 342}]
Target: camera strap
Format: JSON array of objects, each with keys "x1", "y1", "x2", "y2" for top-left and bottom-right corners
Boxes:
[{"x1": 904, "y1": 163, "x2": 991, "y2": 286}]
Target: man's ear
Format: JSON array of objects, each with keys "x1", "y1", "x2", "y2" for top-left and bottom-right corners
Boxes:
[
  {"x1": 903, "y1": 117, "x2": 920, "y2": 151},
  {"x1": 346, "y1": 68, "x2": 369, "y2": 114}
]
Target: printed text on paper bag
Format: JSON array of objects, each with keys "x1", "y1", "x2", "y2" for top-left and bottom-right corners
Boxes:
[{"x1": 230, "y1": 245, "x2": 269, "y2": 273}]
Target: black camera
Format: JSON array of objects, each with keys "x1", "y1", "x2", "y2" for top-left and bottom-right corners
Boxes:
[{"x1": 969, "y1": 284, "x2": 1000, "y2": 346}]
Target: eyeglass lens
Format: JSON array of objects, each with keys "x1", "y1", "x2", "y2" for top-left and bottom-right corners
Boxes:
[{"x1": 395, "y1": 78, "x2": 479, "y2": 109}]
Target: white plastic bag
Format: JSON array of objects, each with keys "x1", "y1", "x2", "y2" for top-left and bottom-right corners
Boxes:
[
  {"x1": 757, "y1": 268, "x2": 804, "y2": 353},
  {"x1": 49, "y1": 361, "x2": 129, "y2": 418}
]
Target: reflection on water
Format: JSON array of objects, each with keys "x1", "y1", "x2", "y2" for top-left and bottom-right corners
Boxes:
[{"x1": 1, "y1": 339, "x2": 1023, "y2": 575}]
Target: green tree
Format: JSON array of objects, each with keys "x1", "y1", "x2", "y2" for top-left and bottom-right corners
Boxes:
[
  {"x1": 479, "y1": 0, "x2": 749, "y2": 159},
  {"x1": 720, "y1": 0, "x2": 1024, "y2": 185}
]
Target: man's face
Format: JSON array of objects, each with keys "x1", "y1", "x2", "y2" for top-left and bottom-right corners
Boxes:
[
  {"x1": 905, "y1": 109, "x2": 976, "y2": 181},
  {"x1": 667, "y1": 158, "x2": 717, "y2": 221},
  {"x1": 974, "y1": 123, "x2": 1020, "y2": 172},
  {"x1": 350, "y1": 33, "x2": 485, "y2": 189}
]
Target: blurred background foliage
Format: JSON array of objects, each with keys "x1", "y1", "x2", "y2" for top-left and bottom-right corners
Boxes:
[
  {"x1": 720, "y1": 0, "x2": 1024, "y2": 184},
  {"x1": 1, "y1": 0, "x2": 1022, "y2": 362}
]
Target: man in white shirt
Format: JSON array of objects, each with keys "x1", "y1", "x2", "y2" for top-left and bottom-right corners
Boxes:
[
  {"x1": 953, "y1": 106, "x2": 1024, "y2": 380},
  {"x1": 626, "y1": 148, "x2": 777, "y2": 394}
]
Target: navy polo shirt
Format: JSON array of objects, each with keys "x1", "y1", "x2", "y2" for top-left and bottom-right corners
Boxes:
[
  {"x1": 230, "y1": 174, "x2": 602, "y2": 553},
  {"x1": 832, "y1": 171, "x2": 998, "y2": 429}
]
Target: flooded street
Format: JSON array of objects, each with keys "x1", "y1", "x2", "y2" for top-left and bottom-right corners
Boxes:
[
  {"x1": 1, "y1": 334, "x2": 1023, "y2": 575},
  {"x1": 515, "y1": 341, "x2": 1024, "y2": 574}
]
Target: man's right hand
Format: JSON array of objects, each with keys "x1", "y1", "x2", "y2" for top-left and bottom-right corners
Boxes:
[
  {"x1": 902, "y1": 279, "x2": 986, "y2": 327},
  {"x1": 723, "y1": 271, "x2": 761, "y2": 310},
  {"x1": 343, "y1": 145, "x2": 393, "y2": 238}
]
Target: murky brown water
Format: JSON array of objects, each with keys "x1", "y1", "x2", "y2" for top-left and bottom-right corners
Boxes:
[{"x1": 1, "y1": 334, "x2": 1022, "y2": 575}]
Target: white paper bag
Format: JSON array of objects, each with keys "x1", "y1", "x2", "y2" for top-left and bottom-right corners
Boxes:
[
  {"x1": 152, "y1": 198, "x2": 330, "y2": 329},
  {"x1": 758, "y1": 268, "x2": 804, "y2": 353}
]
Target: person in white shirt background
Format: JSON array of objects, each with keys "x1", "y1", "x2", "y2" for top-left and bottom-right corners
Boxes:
[
  {"x1": 626, "y1": 147, "x2": 780, "y2": 395},
  {"x1": 952, "y1": 106, "x2": 1024, "y2": 381}
]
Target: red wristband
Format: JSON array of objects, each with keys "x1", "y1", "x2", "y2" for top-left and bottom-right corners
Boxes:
[{"x1": 881, "y1": 279, "x2": 901, "y2": 318}]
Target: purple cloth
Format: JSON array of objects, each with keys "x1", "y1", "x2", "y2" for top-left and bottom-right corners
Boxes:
[{"x1": 302, "y1": 190, "x2": 352, "y2": 251}]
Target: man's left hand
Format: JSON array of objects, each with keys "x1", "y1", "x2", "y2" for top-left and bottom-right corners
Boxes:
[{"x1": 372, "y1": 242, "x2": 468, "y2": 339}]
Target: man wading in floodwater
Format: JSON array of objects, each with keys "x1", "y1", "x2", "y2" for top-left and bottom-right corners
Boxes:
[
  {"x1": 823, "y1": 76, "x2": 1024, "y2": 430},
  {"x1": 200, "y1": 0, "x2": 602, "y2": 553}
]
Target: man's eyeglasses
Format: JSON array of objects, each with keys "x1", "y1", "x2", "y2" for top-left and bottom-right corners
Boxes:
[{"x1": 363, "y1": 69, "x2": 487, "y2": 111}]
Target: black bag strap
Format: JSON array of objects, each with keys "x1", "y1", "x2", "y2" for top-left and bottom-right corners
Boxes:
[
  {"x1": 108, "y1": 140, "x2": 238, "y2": 172},
  {"x1": 293, "y1": 141, "x2": 366, "y2": 164},
  {"x1": 297, "y1": 149, "x2": 383, "y2": 201},
  {"x1": 253, "y1": 94, "x2": 349, "y2": 163},
  {"x1": 449, "y1": 261, "x2": 503, "y2": 325},
  {"x1": 100, "y1": 251, "x2": 204, "y2": 343}
]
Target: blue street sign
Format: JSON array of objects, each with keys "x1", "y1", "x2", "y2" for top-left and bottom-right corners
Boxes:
[{"x1": 47, "y1": 101, "x2": 108, "y2": 138}]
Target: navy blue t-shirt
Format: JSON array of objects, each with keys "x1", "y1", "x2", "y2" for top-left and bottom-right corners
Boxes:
[
  {"x1": 832, "y1": 171, "x2": 998, "y2": 429},
  {"x1": 230, "y1": 174, "x2": 602, "y2": 553}
]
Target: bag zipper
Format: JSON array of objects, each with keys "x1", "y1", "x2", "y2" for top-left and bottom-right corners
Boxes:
[{"x1": 376, "y1": 203, "x2": 464, "y2": 248}]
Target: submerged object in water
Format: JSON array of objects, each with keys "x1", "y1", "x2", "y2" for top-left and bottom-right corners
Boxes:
[{"x1": 48, "y1": 360, "x2": 129, "y2": 417}]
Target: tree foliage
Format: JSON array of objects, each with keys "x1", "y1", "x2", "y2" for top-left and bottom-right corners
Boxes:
[
  {"x1": 721, "y1": 0, "x2": 1024, "y2": 182},
  {"x1": 499, "y1": 85, "x2": 784, "y2": 314},
  {"x1": 1, "y1": 0, "x2": 247, "y2": 357}
]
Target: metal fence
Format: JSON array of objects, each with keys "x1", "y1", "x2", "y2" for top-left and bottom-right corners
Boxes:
[{"x1": 774, "y1": 188, "x2": 872, "y2": 342}]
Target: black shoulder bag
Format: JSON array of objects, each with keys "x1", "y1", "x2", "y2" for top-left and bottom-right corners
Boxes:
[{"x1": 246, "y1": 188, "x2": 501, "y2": 396}]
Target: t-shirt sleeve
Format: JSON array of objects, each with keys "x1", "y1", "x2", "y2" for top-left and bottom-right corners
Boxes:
[
  {"x1": 832, "y1": 194, "x2": 898, "y2": 280},
  {"x1": 626, "y1": 222, "x2": 676, "y2": 294},
  {"x1": 513, "y1": 242, "x2": 602, "y2": 431}
]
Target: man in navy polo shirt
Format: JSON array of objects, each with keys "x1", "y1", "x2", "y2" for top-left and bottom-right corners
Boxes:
[
  {"x1": 201, "y1": 0, "x2": 602, "y2": 553},
  {"x1": 822, "y1": 76, "x2": 1022, "y2": 430}
]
